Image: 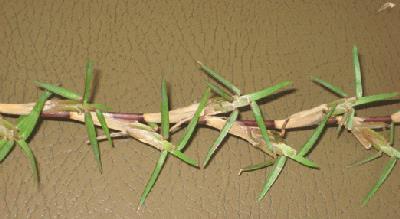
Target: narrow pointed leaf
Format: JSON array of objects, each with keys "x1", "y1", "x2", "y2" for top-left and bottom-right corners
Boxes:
[
  {"x1": 353, "y1": 92, "x2": 398, "y2": 107},
  {"x1": 250, "y1": 101, "x2": 273, "y2": 152},
  {"x1": 177, "y1": 88, "x2": 211, "y2": 151},
  {"x1": 83, "y1": 60, "x2": 94, "y2": 104},
  {"x1": 198, "y1": 61, "x2": 241, "y2": 95},
  {"x1": 35, "y1": 81, "x2": 81, "y2": 100},
  {"x1": 16, "y1": 139, "x2": 39, "y2": 182},
  {"x1": 207, "y1": 82, "x2": 233, "y2": 101},
  {"x1": 353, "y1": 46, "x2": 363, "y2": 98},
  {"x1": 161, "y1": 79, "x2": 169, "y2": 140},
  {"x1": 346, "y1": 109, "x2": 355, "y2": 130},
  {"x1": 312, "y1": 77, "x2": 348, "y2": 97},
  {"x1": 245, "y1": 81, "x2": 292, "y2": 102},
  {"x1": 298, "y1": 105, "x2": 336, "y2": 157},
  {"x1": 203, "y1": 109, "x2": 239, "y2": 167},
  {"x1": 362, "y1": 157, "x2": 397, "y2": 206},
  {"x1": 239, "y1": 159, "x2": 274, "y2": 175},
  {"x1": 390, "y1": 122, "x2": 395, "y2": 146},
  {"x1": 169, "y1": 150, "x2": 198, "y2": 167},
  {"x1": 0, "y1": 140, "x2": 15, "y2": 161},
  {"x1": 96, "y1": 109, "x2": 113, "y2": 147},
  {"x1": 138, "y1": 150, "x2": 168, "y2": 207},
  {"x1": 289, "y1": 155, "x2": 319, "y2": 168},
  {"x1": 349, "y1": 152, "x2": 382, "y2": 167},
  {"x1": 258, "y1": 156, "x2": 287, "y2": 201},
  {"x1": 17, "y1": 91, "x2": 51, "y2": 140},
  {"x1": 85, "y1": 112, "x2": 102, "y2": 173}
]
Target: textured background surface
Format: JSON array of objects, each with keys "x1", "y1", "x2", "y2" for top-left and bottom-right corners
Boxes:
[{"x1": 1, "y1": 0, "x2": 400, "y2": 218}]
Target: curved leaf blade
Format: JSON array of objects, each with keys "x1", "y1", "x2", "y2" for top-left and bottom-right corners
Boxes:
[
  {"x1": 96, "y1": 109, "x2": 113, "y2": 147},
  {"x1": 289, "y1": 155, "x2": 319, "y2": 169},
  {"x1": 258, "y1": 156, "x2": 287, "y2": 201},
  {"x1": 250, "y1": 101, "x2": 273, "y2": 152},
  {"x1": 35, "y1": 81, "x2": 81, "y2": 100},
  {"x1": 203, "y1": 109, "x2": 239, "y2": 168},
  {"x1": 362, "y1": 157, "x2": 397, "y2": 206},
  {"x1": 16, "y1": 139, "x2": 39, "y2": 182},
  {"x1": 177, "y1": 88, "x2": 210, "y2": 151},
  {"x1": 349, "y1": 152, "x2": 382, "y2": 167},
  {"x1": 197, "y1": 61, "x2": 241, "y2": 95},
  {"x1": 312, "y1": 77, "x2": 348, "y2": 97},
  {"x1": 85, "y1": 112, "x2": 102, "y2": 173},
  {"x1": 138, "y1": 150, "x2": 168, "y2": 208}
]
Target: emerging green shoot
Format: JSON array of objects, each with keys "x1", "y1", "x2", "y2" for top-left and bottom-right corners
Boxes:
[
  {"x1": 197, "y1": 61, "x2": 241, "y2": 95},
  {"x1": 203, "y1": 109, "x2": 239, "y2": 168},
  {"x1": 312, "y1": 77, "x2": 348, "y2": 97},
  {"x1": 177, "y1": 88, "x2": 211, "y2": 151},
  {"x1": 298, "y1": 105, "x2": 336, "y2": 157},
  {"x1": 362, "y1": 157, "x2": 397, "y2": 206},
  {"x1": 250, "y1": 101, "x2": 273, "y2": 152},
  {"x1": 353, "y1": 46, "x2": 363, "y2": 98},
  {"x1": 258, "y1": 156, "x2": 287, "y2": 201}
]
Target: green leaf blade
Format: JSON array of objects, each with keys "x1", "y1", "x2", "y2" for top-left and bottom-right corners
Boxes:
[
  {"x1": 83, "y1": 60, "x2": 94, "y2": 104},
  {"x1": 198, "y1": 61, "x2": 241, "y2": 95},
  {"x1": 96, "y1": 109, "x2": 113, "y2": 147},
  {"x1": 207, "y1": 83, "x2": 233, "y2": 101},
  {"x1": 349, "y1": 152, "x2": 382, "y2": 167},
  {"x1": 84, "y1": 112, "x2": 102, "y2": 173},
  {"x1": 258, "y1": 156, "x2": 287, "y2": 201},
  {"x1": 203, "y1": 109, "x2": 239, "y2": 168},
  {"x1": 298, "y1": 105, "x2": 336, "y2": 157},
  {"x1": 17, "y1": 91, "x2": 51, "y2": 140},
  {"x1": 289, "y1": 155, "x2": 319, "y2": 169},
  {"x1": 0, "y1": 140, "x2": 15, "y2": 162},
  {"x1": 362, "y1": 157, "x2": 397, "y2": 206},
  {"x1": 16, "y1": 139, "x2": 39, "y2": 182},
  {"x1": 312, "y1": 77, "x2": 348, "y2": 97},
  {"x1": 353, "y1": 92, "x2": 398, "y2": 107},
  {"x1": 35, "y1": 81, "x2": 81, "y2": 100},
  {"x1": 239, "y1": 159, "x2": 275, "y2": 175},
  {"x1": 246, "y1": 81, "x2": 292, "y2": 102},
  {"x1": 353, "y1": 46, "x2": 363, "y2": 98},
  {"x1": 161, "y1": 79, "x2": 169, "y2": 140},
  {"x1": 177, "y1": 88, "x2": 211, "y2": 151},
  {"x1": 250, "y1": 101, "x2": 273, "y2": 152},
  {"x1": 169, "y1": 150, "x2": 198, "y2": 167},
  {"x1": 138, "y1": 150, "x2": 168, "y2": 208}
]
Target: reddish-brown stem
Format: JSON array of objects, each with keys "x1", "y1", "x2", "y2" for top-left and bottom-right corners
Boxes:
[{"x1": 39, "y1": 111, "x2": 393, "y2": 129}]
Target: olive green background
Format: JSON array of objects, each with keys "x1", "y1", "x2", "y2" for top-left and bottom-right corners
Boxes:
[{"x1": 1, "y1": 0, "x2": 400, "y2": 218}]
